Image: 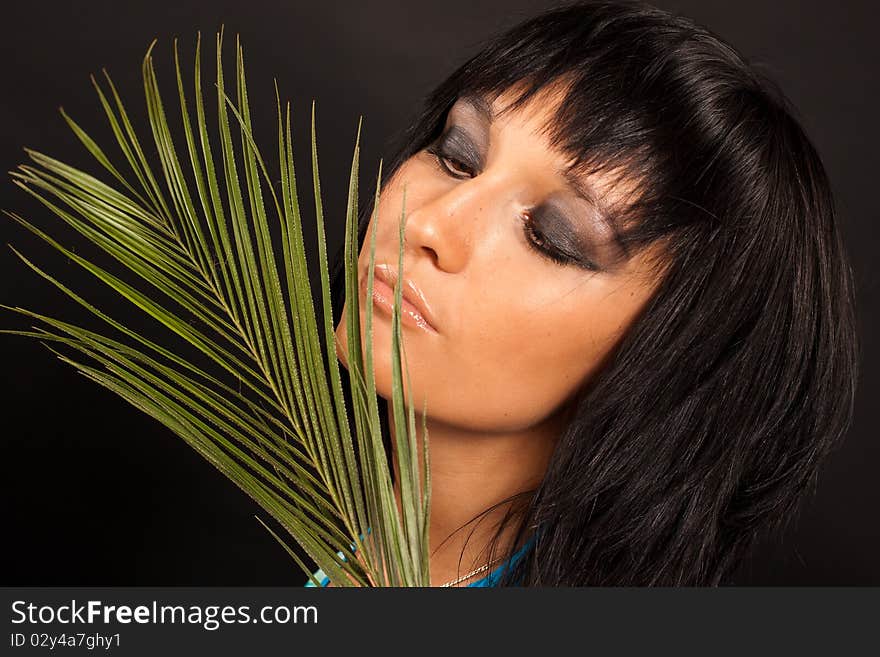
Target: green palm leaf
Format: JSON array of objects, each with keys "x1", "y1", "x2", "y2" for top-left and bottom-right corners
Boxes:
[{"x1": 1, "y1": 29, "x2": 430, "y2": 587}]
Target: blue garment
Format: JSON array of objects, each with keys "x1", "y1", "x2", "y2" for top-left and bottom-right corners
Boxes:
[{"x1": 304, "y1": 534, "x2": 534, "y2": 587}]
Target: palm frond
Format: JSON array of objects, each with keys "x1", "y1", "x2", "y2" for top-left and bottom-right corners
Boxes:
[{"x1": 1, "y1": 30, "x2": 430, "y2": 587}]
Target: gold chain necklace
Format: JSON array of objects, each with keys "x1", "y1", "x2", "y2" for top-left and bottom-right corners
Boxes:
[{"x1": 439, "y1": 556, "x2": 507, "y2": 587}]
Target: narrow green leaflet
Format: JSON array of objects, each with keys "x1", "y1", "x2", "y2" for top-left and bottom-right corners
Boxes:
[{"x1": 1, "y1": 31, "x2": 431, "y2": 587}]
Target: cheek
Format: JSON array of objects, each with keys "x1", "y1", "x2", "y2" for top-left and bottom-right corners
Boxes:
[
  {"x1": 518, "y1": 301, "x2": 626, "y2": 386},
  {"x1": 445, "y1": 280, "x2": 649, "y2": 428}
]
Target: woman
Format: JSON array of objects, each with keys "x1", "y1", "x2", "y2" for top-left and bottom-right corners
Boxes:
[{"x1": 309, "y1": 0, "x2": 858, "y2": 586}]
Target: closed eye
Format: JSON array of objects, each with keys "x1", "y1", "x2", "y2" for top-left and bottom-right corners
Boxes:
[
  {"x1": 520, "y1": 209, "x2": 599, "y2": 271},
  {"x1": 426, "y1": 144, "x2": 475, "y2": 179}
]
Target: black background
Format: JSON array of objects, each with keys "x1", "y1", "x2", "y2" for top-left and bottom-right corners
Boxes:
[{"x1": 1, "y1": 0, "x2": 876, "y2": 585}]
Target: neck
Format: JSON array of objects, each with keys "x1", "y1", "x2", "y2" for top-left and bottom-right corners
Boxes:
[{"x1": 386, "y1": 401, "x2": 566, "y2": 586}]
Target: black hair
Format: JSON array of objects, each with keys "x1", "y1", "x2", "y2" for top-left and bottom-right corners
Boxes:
[{"x1": 327, "y1": 0, "x2": 858, "y2": 585}]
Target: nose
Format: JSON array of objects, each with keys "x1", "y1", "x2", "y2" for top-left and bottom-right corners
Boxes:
[{"x1": 397, "y1": 177, "x2": 496, "y2": 274}]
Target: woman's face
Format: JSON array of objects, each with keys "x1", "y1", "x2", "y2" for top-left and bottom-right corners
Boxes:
[{"x1": 334, "y1": 83, "x2": 665, "y2": 433}]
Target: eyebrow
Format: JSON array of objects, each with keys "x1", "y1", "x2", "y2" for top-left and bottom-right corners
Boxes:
[{"x1": 456, "y1": 93, "x2": 627, "y2": 252}]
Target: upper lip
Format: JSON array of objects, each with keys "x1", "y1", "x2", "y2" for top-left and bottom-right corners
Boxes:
[{"x1": 368, "y1": 263, "x2": 439, "y2": 332}]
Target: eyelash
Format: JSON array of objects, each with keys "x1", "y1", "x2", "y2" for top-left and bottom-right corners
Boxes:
[
  {"x1": 425, "y1": 143, "x2": 595, "y2": 270},
  {"x1": 425, "y1": 143, "x2": 474, "y2": 179}
]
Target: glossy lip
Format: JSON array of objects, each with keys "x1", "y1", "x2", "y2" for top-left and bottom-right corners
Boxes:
[{"x1": 360, "y1": 263, "x2": 440, "y2": 335}]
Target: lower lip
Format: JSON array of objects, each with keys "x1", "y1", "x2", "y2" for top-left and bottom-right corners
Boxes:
[{"x1": 359, "y1": 275, "x2": 438, "y2": 335}]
